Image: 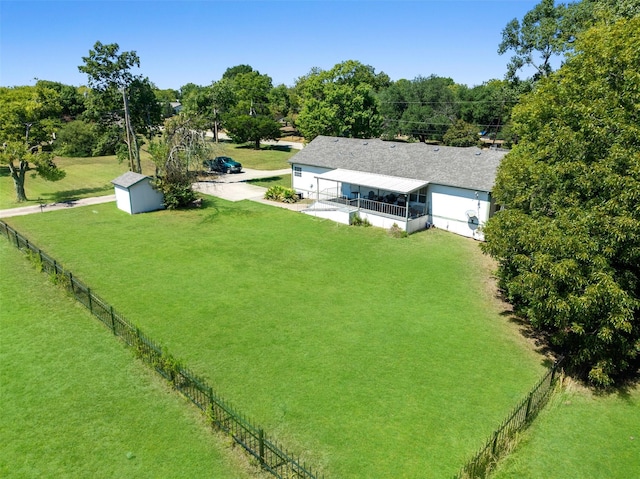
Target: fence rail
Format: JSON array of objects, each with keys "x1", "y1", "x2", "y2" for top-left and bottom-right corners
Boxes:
[
  {"x1": 0, "y1": 220, "x2": 323, "y2": 479},
  {"x1": 454, "y1": 357, "x2": 564, "y2": 479}
]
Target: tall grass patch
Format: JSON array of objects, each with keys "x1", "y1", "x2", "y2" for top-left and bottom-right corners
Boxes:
[{"x1": 5, "y1": 201, "x2": 544, "y2": 478}]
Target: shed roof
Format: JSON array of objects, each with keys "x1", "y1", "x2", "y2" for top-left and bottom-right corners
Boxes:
[
  {"x1": 111, "y1": 171, "x2": 150, "y2": 189},
  {"x1": 316, "y1": 168, "x2": 428, "y2": 194},
  {"x1": 289, "y1": 136, "x2": 507, "y2": 192}
]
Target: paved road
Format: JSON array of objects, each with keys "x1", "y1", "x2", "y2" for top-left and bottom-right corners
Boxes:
[{"x1": 0, "y1": 168, "x2": 304, "y2": 218}]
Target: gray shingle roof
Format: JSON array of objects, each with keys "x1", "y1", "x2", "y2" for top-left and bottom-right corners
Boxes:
[
  {"x1": 288, "y1": 136, "x2": 507, "y2": 192},
  {"x1": 111, "y1": 171, "x2": 150, "y2": 189}
]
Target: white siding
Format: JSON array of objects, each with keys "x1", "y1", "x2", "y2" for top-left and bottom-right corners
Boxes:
[
  {"x1": 113, "y1": 179, "x2": 164, "y2": 215},
  {"x1": 428, "y1": 184, "x2": 490, "y2": 240},
  {"x1": 114, "y1": 186, "x2": 133, "y2": 214},
  {"x1": 129, "y1": 180, "x2": 164, "y2": 214},
  {"x1": 291, "y1": 163, "x2": 331, "y2": 199}
]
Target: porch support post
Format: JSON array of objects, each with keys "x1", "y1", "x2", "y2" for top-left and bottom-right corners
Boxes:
[{"x1": 405, "y1": 191, "x2": 410, "y2": 224}]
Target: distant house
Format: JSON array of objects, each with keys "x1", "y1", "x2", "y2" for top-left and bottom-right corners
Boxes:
[
  {"x1": 288, "y1": 136, "x2": 507, "y2": 239},
  {"x1": 170, "y1": 102, "x2": 182, "y2": 114},
  {"x1": 111, "y1": 172, "x2": 164, "y2": 215}
]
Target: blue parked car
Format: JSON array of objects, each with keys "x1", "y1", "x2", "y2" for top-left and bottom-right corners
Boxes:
[{"x1": 203, "y1": 156, "x2": 242, "y2": 174}]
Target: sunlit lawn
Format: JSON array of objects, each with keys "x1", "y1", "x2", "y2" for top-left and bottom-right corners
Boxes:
[
  {"x1": 0, "y1": 240, "x2": 258, "y2": 479},
  {"x1": 0, "y1": 155, "x2": 155, "y2": 210},
  {"x1": 0, "y1": 142, "x2": 295, "y2": 210},
  {"x1": 492, "y1": 381, "x2": 640, "y2": 479},
  {"x1": 207, "y1": 139, "x2": 297, "y2": 170},
  {"x1": 5, "y1": 200, "x2": 544, "y2": 478}
]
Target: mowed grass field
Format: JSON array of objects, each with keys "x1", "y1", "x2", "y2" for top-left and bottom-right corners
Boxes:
[
  {"x1": 4, "y1": 198, "x2": 544, "y2": 478},
  {"x1": 492, "y1": 380, "x2": 640, "y2": 479},
  {"x1": 0, "y1": 140, "x2": 296, "y2": 210},
  {"x1": 0, "y1": 240, "x2": 260, "y2": 479}
]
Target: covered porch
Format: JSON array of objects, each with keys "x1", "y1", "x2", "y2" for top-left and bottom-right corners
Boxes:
[{"x1": 309, "y1": 169, "x2": 430, "y2": 233}]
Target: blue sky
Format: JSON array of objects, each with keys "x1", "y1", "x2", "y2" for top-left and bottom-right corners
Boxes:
[{"x1": 1, "y1": 0, "x2": 540, "y2": 90}]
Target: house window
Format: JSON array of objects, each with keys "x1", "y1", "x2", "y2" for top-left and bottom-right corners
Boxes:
[
  {"x1": 294, "y1": 166, "x2": 302, "y2": 177},
  {"x1": 418, "y1": 187, "x2": 427, "y2": 203},
  {"x1": 410, "y1": 188, "x2": 428, "y2": 203}
]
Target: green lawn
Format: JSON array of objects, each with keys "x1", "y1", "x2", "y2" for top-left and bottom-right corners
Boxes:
[
  {"x1": 4, "y1": 201, "x2": 544, "y2": 478},
  {"x1": 0, "y1": 143, "x2": 295, "y2": 210},
  {"x1": 492, "y1": 381, "x2": 640, "y2": 479},
  {"x1": 0, "y1": 155, "x2": 155, "y2": 210},
  {"x1": 247, "y1": 174, "x2": 292, "y2": 189},
  {"x1": 0, "y1": 240, "x2": 259, "y2": 479},
  {"x1": 207, "y1": 140, "x2": 297, "y2": 170}
]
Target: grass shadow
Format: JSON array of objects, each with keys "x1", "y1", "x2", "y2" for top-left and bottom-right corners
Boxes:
[
  {"x1": 43, "y1": 186, "x2": 112, "y2": 203},
  {"x1": 267, "y1": 145, "x2": 292, "y2": 152},
  {"x1": 246, "y1": 176, "x2": 284, "y2": 185}
]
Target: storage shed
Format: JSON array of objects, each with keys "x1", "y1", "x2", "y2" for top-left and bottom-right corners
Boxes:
[{"x1": 111, "y1": 172, "x2": 164, "y2": 214}]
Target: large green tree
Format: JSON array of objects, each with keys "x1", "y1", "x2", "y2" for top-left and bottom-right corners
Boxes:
[
  {"x1": 482, "y1": 17, "x2": 640, "y2": 387},
  {"x1": 221, "y1": 66, "x2": 281, "y2": 148},
  {"x1": 378, "y1": 75, "x2": 457, "y2": 143},
  {"x1": 499, "y1": 0, "x2": 640, "y2": 82},
  {"x1": 78, "y1": 41, "x2": 161, "y2": 172},
  {"x1": 224, "y1": 114, "x2": 282, "y2": 150},
  {"x1": 181, "y1": 80, "x2": 235, "y2": 142},
  {"x1": 498, "y1": 0, "x2": 573, "y2": 81},
  {"x1": 0, "y1": 85, "x2": 66, "y2": 202},
  {"x1": 295, "y1": 60, "x2": 385, "y2": 141}
]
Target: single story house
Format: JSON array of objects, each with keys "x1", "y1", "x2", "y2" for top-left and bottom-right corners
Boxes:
[
  {"x1": 288, "y1": 136, "x2": 507, "y2": 239},
  {"x1": 111, "y1": 172, "x2": 164, "y2": 215}
]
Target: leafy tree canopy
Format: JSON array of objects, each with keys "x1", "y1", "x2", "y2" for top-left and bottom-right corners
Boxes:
[
  {"x1": 295, "y1": 60, "x2": 384, "y2": 141},
  {"x1": 78, "y1": 41, "x2": 161, "y2": 170},
  {"x1": 378, "y1": 75, "x2": 457, "y2": 143},
  {"x1": 498, "y1": 0, "x2": 572, "y2": 80},
  {"x1": 224, "y1": 114, "x2": 281, "y2": 150},
  {"x1": 482, "y1": 16, "x2": 640, "y2": 387},
  {"x1": 442, "y1": 119, "x2": 478, "y2": 147},
  {"x1": 0, "y1": 85, "x2": 66, "y2": 202}
]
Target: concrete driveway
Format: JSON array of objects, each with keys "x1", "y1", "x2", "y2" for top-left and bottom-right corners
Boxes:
[{"x1": 193, "y1": 168, "x2": 305, "y2": 211}]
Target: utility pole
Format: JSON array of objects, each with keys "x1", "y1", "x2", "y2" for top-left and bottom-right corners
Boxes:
[{"x1": 121, "y1": 86, "x2": 140, "y2": 173}]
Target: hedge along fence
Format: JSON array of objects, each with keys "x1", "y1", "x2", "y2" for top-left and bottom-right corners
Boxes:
[
  {"x1": 453, "y1": 356, "x2": 564, "y2": 479},
  {"x1": 0, "y1": 220, "x2": 322, "y2": 479}
]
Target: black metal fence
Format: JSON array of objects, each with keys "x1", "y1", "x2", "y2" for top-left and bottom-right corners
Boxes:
[
  {"x1": 2, "y1": 218, "x2": 565, "y2": 479},
  {"x1": 0, "y1": 220, "x2": 322, "y2": 479},
  {"x1": 453, "y1": 357, "x2": 564, "y2": 479}
]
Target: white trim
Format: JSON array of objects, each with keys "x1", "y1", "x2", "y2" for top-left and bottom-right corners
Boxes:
[{"x1": 314, "y1": 169, "x2": 428, "y2": 194}]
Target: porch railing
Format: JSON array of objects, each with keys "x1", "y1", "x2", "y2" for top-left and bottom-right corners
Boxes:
[{"x1": 317, "y1": 196, "x2": 425, "y2": 220}]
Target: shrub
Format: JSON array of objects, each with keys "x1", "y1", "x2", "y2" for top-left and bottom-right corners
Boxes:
[
  {"x1": 388, "y1": 223, "x2": 407, "y2": 238},
  {"x1": 264, "y1": 185, "x2": 298, "y2": 203},
  {"x1": 351, "y1": 214, "x2": 371, "y2": 227}
]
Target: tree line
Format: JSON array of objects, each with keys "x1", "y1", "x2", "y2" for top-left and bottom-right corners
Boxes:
[{"x1": 1, "y1": 0, "x2": 638, "y2": 387}]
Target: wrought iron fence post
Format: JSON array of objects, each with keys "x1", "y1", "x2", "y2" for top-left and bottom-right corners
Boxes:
[
  {"x1": 68, "y1": 272, "x2": 75, "y2": 297},
  {"x1": 88, "y1": 288, "x2": 93, "y2": 313},
  {"x1": 524, "y1": 391, "x2": 534, "y2": 422},
  {"x1": 491, "y1": 430, "x2": 499, "y2": 456},
  {"x1": 110, "y1": 306, "x2": 116, "y2": 335},
  {"x1": 259, "y1": 428, "x2": 265, "y2": 466}
]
